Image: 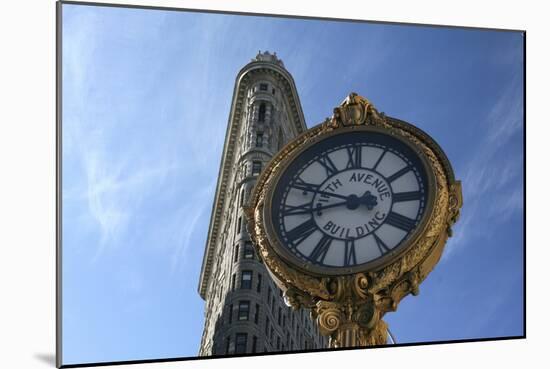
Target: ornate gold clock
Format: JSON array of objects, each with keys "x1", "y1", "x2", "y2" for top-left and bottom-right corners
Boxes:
[{"x1": 245, "y1": 93, "x2": 462, "y2": 347}]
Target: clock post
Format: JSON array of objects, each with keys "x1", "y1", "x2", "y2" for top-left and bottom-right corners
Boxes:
[{"x1": 245, "y1": 93, "x2": 462, "y2": 348}]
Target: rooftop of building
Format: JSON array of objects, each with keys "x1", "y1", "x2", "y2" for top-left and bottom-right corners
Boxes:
[{"x1": 252, "y1": 50, "x2": 285, "y2": 68}]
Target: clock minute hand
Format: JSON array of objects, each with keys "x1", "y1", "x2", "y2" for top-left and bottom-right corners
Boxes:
[
  {"x1": 292, "y1": 182, "x2": 349, "y2": 200},
  {"x1": 314, "y1": 201, "x2": 349, "y2": 215},
  {"x1": 287, "y1": 201, "x2": 349, "y2": 216}
]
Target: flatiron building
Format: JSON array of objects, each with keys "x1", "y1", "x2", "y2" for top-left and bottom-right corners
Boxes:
[{"x1": 198, "y1": 51, "x2": 327, "y2": 355}]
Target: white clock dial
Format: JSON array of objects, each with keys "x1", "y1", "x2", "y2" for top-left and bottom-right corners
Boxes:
[{"x1": 271, "y1": 130, "x2": 429, "y2": 271}]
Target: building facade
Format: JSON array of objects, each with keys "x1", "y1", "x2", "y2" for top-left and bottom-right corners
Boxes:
[{"x1": 198, "y1": 51, "x2": 327, "y2": 356}]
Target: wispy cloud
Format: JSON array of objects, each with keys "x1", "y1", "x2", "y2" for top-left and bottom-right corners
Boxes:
[
  {"x1": 486, "y1": 75, "x2": 524, "y2": 144},
  {"x1": 442, "y1": 76, "x2": 524, "y2": 260},
  {"x1": 81, "y1": 147, "x2": 179, "y2": 261},
  {"x1": 169, "y1": 181, "x2": 215, "y2": 272},
  {"x1": 62, "y1": 7, "x2": 225, "y2": 266}
]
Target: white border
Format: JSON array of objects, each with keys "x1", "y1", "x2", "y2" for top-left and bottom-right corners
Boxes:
[{"x1": 1, "y1": 1, "x2": 544, "y2": 369}]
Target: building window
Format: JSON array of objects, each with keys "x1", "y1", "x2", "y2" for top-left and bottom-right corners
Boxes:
[
  {"x1": 231, "y1": 273, "x2": 236, "y2": 291},
  {"x1": 277, "y1": 336, "x2": 281, "y2": 350},
  {"x1": 238, "y1": 300, "x2": 250, "y2": 321},
  {"x1": 237, "y1": 216, "x2": 242, "y2": 234},
  {"x1": 234, "y1": 244, "x2": 239, "y2": 263},
  {"x1": 252, "y1": 336, "x2": 258, "y2": 353},
  {"x1": 252, "y1": 161, "x2": 262, "y2": 176},
  {"x1": 258, "y1": 103, "x2": 266, "y2": 122},
  {"x1": 240, "y1": 188, "x2": 245, "y2": 206},
  {"x1": 244, "y1": 241, "x2": 254, "y2": 259},
  {"x1": 241, "y1": 270, "x2": 252, "y2": 289},
  {"x1": 272, "y1": 88, "x2": 275, "y2": 95},
  {"x1": 235, "y1": 333, "x2": 248, "y2": 354},
  {"x1": 228, "y1": 304, "x2": 233, "y2": 324},
  {"x1": 254, "y1": 304, "x2": 260, "y2": 324},
  {"x1": 226, "y1": 336, "x2": 231, "y2": 354},
  {"x1": 256, "y1": 273, "x2": 262, "y2": 293},
  {"x1": 260, "y1": 83, "x2": 268, "y2": 91},
  {"x1": 256, "y1": 133, "x2": 263, "y2": 147}
]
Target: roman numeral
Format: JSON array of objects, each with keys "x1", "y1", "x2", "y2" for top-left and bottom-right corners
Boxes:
[
  {"x1": 344, "y1": 239, "x2": 357, "y2": 266},
  {"x1": 282, "y1": 202, "x2": 313, "y2": 216},
  {"x1": 346, "y1": 146, "x2": 362, "y2": 169},
  {"x1": 373, "y1": 232, "x2": 391, "y2": 255},
  {"x1": 317, "y1": 154, "x2": 338, "y2": 177},
  {"x1": 385, "y1": 211, "x2": 416, "y2": 232},
  {"x1": 286, "y1": 218, "x2": 317, "y2": 246},
  {"x1": 386, "y1": 166, "x2": 411, "y2": 183},
  {"x1": 291, "y1": 177, "x2": 320, "y2": 194},
  {"x1": 309, "y1": 235, "x2": 332, "y2": 264},
  {"x1": 372, "y1": 150, "x2": 386, "y2": 171},
  {"x1": 393, "y1": 191, "x2": 422, "y2": 202}
]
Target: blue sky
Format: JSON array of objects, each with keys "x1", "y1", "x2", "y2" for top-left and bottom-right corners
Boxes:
[{"x1": 61, "y1": 3, "x2": 524, "y2": 365}]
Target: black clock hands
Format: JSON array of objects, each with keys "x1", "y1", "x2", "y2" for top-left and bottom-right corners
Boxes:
[
  {"x1": 291, "y1": 181, "x2": 379, "y2": 211},
  {"x1": 286, "y1": 192, "x2": 380, "y2": 216}
]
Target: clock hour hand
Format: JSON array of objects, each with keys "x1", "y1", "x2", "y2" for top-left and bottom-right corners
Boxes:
[{"x1": 315, "y1": 192, "x2": 377, "y2": 215}]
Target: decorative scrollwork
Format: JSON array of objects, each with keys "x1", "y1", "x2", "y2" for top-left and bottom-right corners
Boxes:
[
  {"x1": 282, "y1": 286, "x2": 319, "y2": 311},
  {"x1": 353, "y1": 273, "x2": 370, "y2": 299},
  {"x1": 358, "y1": 319, "x2": 388, "y2": 346},
  {"x1": 355, "y1": 303, "x2": 377, "y2": 329},
  {"x1": 446, "y1": 182, "x2": 463, "y2": 236},
  {"x1": 317, "y1": 302, "x2": 342, "y2": 335},
  {"x1": 322, "y1": 92, "x2": 386, "y2": 131}
]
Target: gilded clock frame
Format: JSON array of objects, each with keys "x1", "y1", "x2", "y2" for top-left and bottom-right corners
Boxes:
[
  {"x1": 262, "y1": 124, "x2": 437, "y2": 276},
  {"x1": 245, "y1": 93, "x2": 462, "y2": 347}
]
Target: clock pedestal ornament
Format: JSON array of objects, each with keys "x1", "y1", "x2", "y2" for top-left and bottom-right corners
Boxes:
[{"x1": 245, "y1": 93, "x2": 462, "y2": 348}]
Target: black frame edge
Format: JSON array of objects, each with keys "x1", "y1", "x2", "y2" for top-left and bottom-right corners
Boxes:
[
  {"x1": 58, "y1": 0, "x2": 526, "y2": 33},
  {"x1": 54, "y1": 1, "x2": 528, "y2": 368},
  {"x1": 56, "y1": 1, "x2": 63, "y2": 367}
]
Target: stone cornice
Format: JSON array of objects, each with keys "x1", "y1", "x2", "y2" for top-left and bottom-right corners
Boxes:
[{"x1": 198, "y1": 59, "x2": 307, "y2": 299}]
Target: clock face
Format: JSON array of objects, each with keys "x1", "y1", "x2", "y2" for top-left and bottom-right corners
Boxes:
[{"x1": 268, "y1": 128, "x2": 433, "y2": 273}]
